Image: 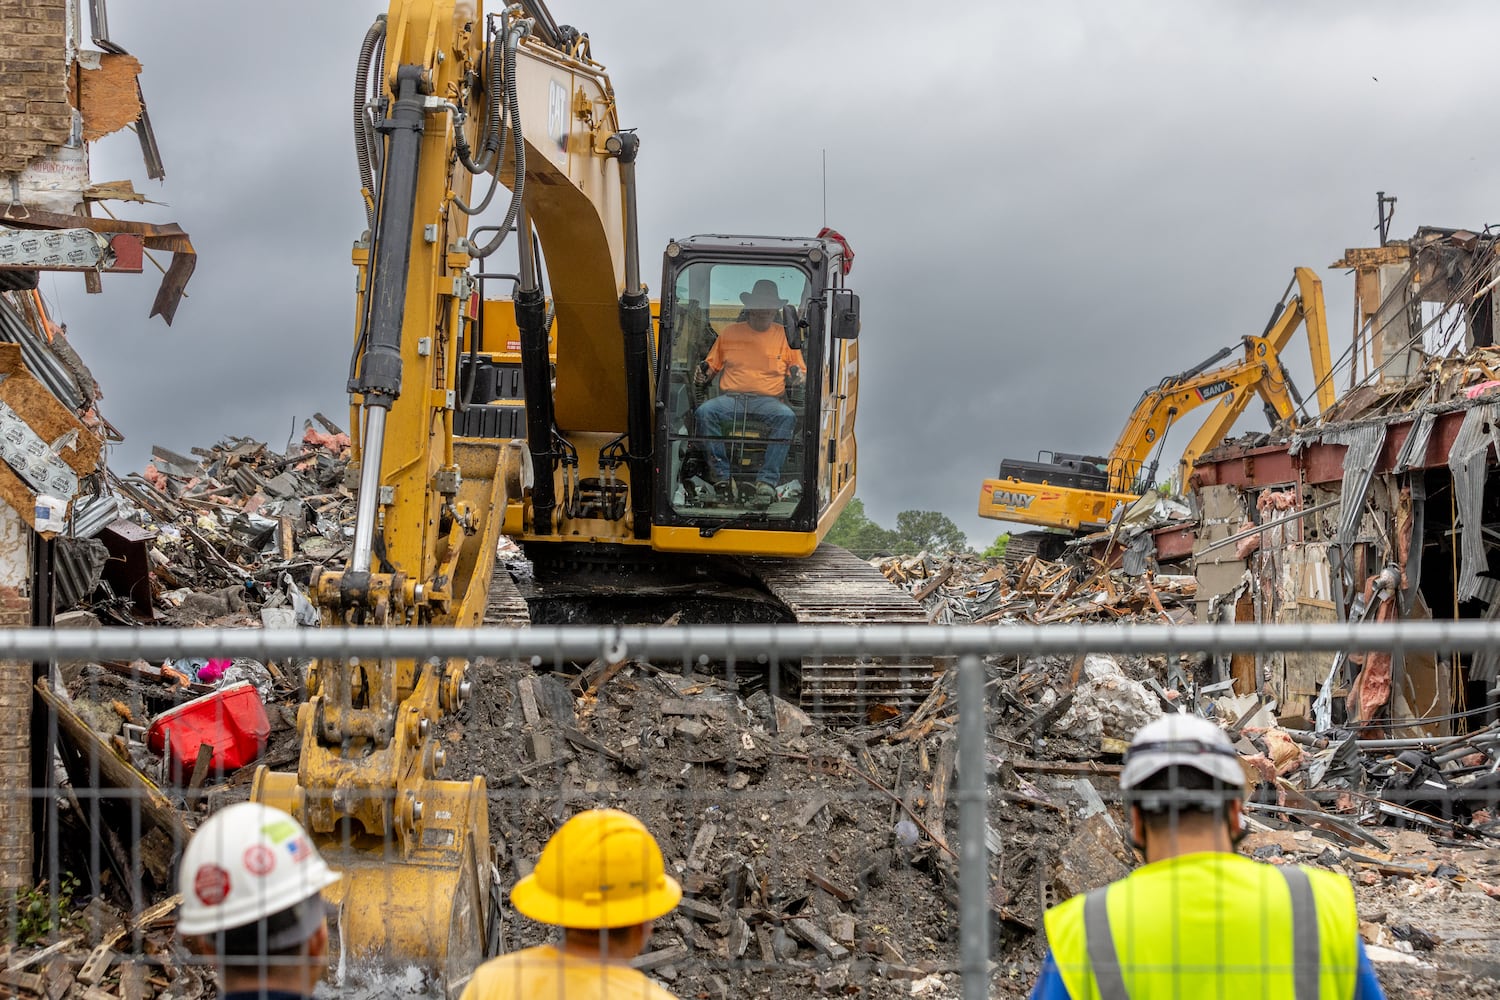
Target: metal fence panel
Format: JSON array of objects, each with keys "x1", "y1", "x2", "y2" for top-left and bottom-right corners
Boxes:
[{"x1": 2, "y1": 623, "x2": 1497, "y2": 998}]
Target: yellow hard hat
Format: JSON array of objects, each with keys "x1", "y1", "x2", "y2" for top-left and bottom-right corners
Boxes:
[{"x1": 511, "y1": 809, "x2": 682, "y2": 929}]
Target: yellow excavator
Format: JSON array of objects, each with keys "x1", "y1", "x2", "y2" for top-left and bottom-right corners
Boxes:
[
  {"x1": 252, "y1": 0, "x2": 929, "y2": 989},
  {"x1": 978, "y1": 267, "x2": 1336, "y2": 558}
]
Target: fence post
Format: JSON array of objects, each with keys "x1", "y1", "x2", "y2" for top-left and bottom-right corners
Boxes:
[{"x1": 957, "y1": 654, "x2": 989, "y2": 1000}]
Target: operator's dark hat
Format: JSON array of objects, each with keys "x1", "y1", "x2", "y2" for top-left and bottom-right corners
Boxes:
[{"x1": 740, "y1": 280, "x2": 787, "y2": 309}]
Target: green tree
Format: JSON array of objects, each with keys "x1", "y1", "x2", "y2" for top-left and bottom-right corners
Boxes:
[
  {"x1": 893, "y1": 509, "x2": 968, "y2": 554},
  {"x1": 982, "y1": 533, "x2": 1010, "y2": 560},
  {"x1": 826, "y1": 498, "x2": 901, "y2": 558}
]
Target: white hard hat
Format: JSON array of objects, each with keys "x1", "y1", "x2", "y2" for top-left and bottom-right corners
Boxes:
[
  {"x1": 1119, "y1": 714, "x2": 1244, "y2": 792},
  {"x1": 177, "y1": 802, "x2": 340, "y2": 942}
]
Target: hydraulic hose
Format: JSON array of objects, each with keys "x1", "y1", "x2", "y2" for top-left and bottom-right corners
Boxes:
[
  {"x1": 469, "y1": 19, "x2": 529, "y2": 258},
  {"x1": 353, "y1": 17, "x2": 386, "y2": 228},
  {"x1": 456, "y1": 16, "x2": 506, "y2": 175},
  {"x1": 347, "y1": 17, "x2": 387, "y2": 390},
  {"x1": 369, "y1": 37, "x2": 385, "y2": 182}
]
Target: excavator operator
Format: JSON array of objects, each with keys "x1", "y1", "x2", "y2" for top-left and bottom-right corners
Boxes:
[{"x1": 693, "y1": 279, "x2": 805, "y2": 509}]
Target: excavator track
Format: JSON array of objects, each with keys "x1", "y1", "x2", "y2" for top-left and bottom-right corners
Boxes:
[
  {"x1": 482, "y1": 559, "x2": 532, "y2": 628},
  {"x1": 483, "y1": 544, "x2": 933, "y2": 722},
  {"x1": 746, "y1": 544, "x2": 935, "y2": 721}
]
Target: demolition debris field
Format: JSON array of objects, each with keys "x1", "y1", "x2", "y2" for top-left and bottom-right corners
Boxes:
[{"x1": 8, "y1": 432, "x2": 1500, "y2": 997}]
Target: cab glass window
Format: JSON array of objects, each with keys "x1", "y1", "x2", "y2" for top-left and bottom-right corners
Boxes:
[{"x1": 662, "y1": 262, "x2": 813, "y2": 521}]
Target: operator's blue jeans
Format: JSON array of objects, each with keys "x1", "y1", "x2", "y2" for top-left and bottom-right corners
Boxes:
[{"x1": 695, "y1": 392, "x2": 795, "y2": 485}]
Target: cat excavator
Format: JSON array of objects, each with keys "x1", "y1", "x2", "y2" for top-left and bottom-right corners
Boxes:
[
  {"x1": 251, "y1": 0, "x2": 930, "y2": 989},
  {"x1": 978, "y1": 267, "x2": 1336, "y2": 558}
]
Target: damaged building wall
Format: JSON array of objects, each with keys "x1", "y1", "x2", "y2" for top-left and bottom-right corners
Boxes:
[
  {"x1": 0, "y1": 501, "x2": 31, "y2": 891},
  {"x1": 1194, "y1": 411, "x2": 1477, "y2": 735},
  {"x1": 0, "y1": 0, "x2": 153, "y2": 214},
  {"x1": 1193, "y1": 484, "x2": 1248, "y2": 623},
  {"x1": 1186, "y1": 221, "x2": 1500, "y2": 734},
  {"x1": 0, "y1": 0, "x2": 72, "y2": 178}
]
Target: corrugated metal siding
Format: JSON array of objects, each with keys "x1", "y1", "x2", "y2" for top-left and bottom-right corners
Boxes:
[{"x1": 0, "y1": 295, "x2": 86, "y2": 410}]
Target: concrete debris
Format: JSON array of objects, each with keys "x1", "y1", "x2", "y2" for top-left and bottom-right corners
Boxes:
[
  {"x1": 18, "y1": 549, "x2": 1500, "y2": 998},
  {"x1": 1054, "y1": 655, "x2": 1163, "y2": 742}
]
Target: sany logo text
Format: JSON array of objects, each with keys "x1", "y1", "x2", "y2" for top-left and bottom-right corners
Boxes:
[{"x1": 991, "y1": 490, "x2": 1036, "y2": 509}]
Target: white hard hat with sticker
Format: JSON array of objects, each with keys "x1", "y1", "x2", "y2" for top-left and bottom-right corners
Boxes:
[{"x1": 176, "y1": 801, "x2": 340, "y2": 938}]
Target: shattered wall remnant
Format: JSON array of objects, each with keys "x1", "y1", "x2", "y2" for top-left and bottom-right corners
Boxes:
[
  {"x1": 75, "y1": 51, "x2": 142, "y2": 142},
  {"x1": 1373, "y1": 262, "x2": 1418, "y2": 382},
  {"x1": 1194, "y1": 484, "x2": 1250, "y2": 622},
  {"x1": 1333, "y1": 227, "x2": 1500, "y2": 392},
  {"x1": 0, "y1": 500, "x2": 31, "y2": 891},
  {"x1": 1446, "y1": 403, "x2": 1499, "y2": 603},
  {"x1": 0, "y1": 0, "x2": 71, "y2": 179},
  {"x1": 0, "y1": 343, "x2": 102, "y2": 532}
]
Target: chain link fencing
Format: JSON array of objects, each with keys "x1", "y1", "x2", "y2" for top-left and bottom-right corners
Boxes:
[{"x1": 2, "y1": 621, "x2": 1497, "y2": 997}]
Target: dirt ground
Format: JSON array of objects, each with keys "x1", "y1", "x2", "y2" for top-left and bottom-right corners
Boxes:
[
  {"x1": 31, "y1": 551, "x2": 1500, "y2": 998},
  {"x1": 424, "y1": 641, "x2": 1500, "y2": 999}
]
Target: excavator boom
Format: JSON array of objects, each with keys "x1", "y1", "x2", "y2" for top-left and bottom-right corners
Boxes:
[{"x1": 980, "y1": 268, "x2": 1334, "y2": 540}]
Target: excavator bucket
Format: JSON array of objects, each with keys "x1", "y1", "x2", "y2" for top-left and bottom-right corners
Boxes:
[{"x1": 254, "y1": 766, "x2": 493, "y2": 992}]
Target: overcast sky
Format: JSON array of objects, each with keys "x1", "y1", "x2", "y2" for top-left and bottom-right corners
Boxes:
[{"x1": 57, "y1": 1, "x2": 1500, "y2": 549}]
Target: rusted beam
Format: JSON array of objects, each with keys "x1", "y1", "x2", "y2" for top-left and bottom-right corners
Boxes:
[
  {"x1": 1193, "y1": 409, "x2": 1477, "y2": 489},
  {"x1": 1192, "y1": 442, "x2": 1299, "y2": 489},
  {"x1": 1152, "y1": 522, "x2": 1197, "y2": 561}
]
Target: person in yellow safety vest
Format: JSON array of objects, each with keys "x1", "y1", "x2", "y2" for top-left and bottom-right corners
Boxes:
[
  {"x1": 1030, "y1": 714, "x2": 1386, "y2": 1000},
  {"x1": 461, "y1": 808, "x2": 683, "y2": 1000}
]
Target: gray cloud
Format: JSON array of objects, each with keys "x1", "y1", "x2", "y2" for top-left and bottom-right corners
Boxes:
[{"x1": 56, "y1": 0, "x2": 1500, "y2": 548}]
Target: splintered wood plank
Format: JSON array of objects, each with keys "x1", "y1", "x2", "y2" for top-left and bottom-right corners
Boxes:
[{"x1": 79, "y1": 54, "x2": 143, "y2": 142}]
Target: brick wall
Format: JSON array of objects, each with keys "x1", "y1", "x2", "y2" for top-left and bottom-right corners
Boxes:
[
  {"x1": 0, "y1": 501, "x2": 30, "y2": 892},
  {"x1": 0, "y1": 0, "x2": 71, "y2": 177}
]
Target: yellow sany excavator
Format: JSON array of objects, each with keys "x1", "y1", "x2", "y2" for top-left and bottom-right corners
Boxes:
[
  {"x1": 252, "y1": 0, "x2": 929, "y2": 989},
  {"x1": 978, "y1": 267, "x2": 1336, "y2": 556}
]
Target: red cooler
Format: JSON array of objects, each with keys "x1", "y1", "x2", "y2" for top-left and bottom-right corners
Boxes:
[{"x1": 147, "y1": 681, "x2": 270, "y2": 782}]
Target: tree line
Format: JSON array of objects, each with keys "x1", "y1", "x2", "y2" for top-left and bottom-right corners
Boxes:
[{"x1": 826, "y1": 498, "x2": 1008, "y2": 560}]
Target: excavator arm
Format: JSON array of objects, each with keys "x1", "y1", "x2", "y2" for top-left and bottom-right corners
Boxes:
[
  {"x1": 980, "y1": 268, "x2": 1334, "y2": 536},
  {"x1": 1264, "y1": 266, "x2": 1336, "y2": 414},
  {"x1": 253, "y1": 2, "x2": 639, "y2": 988},
  {"x1": 1108, "y1": 337, "x2": 1291, "y2": 493}
]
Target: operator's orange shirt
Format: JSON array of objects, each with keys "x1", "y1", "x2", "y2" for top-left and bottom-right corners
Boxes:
[{"x1": 706, "y1": 322, "x2": 805, "y2": 396}]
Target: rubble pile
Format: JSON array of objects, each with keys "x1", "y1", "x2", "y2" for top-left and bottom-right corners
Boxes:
[
  {"x1": 450, "y1": 641, "x2": 1500, "y2": 999},
  {"x1": 58, "y1": 419, "x2": 351, "y2": 629},
  {"x1": 873, "y1": 551, "x2": 1197, "y2": 626},
  {"x1": 22, "y1": 622, "x2": 1500, "y2": 997},
  {"x1": 10, "y1": 454, "x2": 1500, "y2": 996}
]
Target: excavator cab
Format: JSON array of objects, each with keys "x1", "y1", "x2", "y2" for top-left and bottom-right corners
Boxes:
[{"x1": 654, "y1": 234, "x2": 857, "y2": 541}]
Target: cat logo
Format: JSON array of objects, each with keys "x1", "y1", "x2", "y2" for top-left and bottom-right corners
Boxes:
[
  {"x1": 1196, "y1": 380, "x2": 1234, "y2": 401},
  {"x1": 546, "y1": 79, "x2": 570, "y2": 151},
  {"x1": 991, "y1": 489, "x2": 1036, "y2": 509}
]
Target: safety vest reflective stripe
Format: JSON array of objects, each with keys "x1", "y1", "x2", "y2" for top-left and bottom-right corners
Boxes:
[
  {"x1": 1081, "y1": 865, "x2": 1321, "y2": 1000},
  {"x1": 1082, "y1": 890, "x2": 1127, "y2": 1000},
  {"x1": 1282, "y1": 865, "x2": 1319, "y2": 1000}
]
